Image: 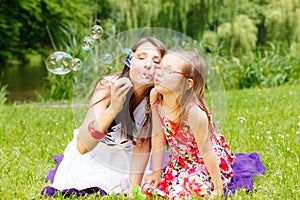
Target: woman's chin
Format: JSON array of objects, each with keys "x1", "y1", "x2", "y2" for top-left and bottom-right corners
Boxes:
[
  {"x1": 134, "y1": 79, "x2": 153, "y2": 88},
  {"x1": 139, "y1": 75, "x2": 154, "y2": 85}
]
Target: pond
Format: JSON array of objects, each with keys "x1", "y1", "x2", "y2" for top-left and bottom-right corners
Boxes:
[{"x1": 0, "y1": 64, "x2": 48, "y2": 102}]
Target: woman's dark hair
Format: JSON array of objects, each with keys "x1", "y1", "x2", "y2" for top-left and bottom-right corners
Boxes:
[
  {"x1": 119, "y1": 37, "x2": 166, "y2": 78},
  {"x1": 90, "y1": 37, "x2": 166, "y2": 140},
  {"x1": 119, "y1": 37, "x2": 166, "y2": 140}
]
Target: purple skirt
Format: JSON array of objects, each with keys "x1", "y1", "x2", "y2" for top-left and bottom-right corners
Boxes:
[{"x1": 40, "y1": 152, "x2": 265, "y2": 197}]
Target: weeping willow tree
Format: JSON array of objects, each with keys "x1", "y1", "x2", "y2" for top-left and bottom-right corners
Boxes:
[
  {"x1": 107, "y1": 0, "x2": 224, "y2": 40},
  {"x1": 217, "y1": 14, "x2": 258, "y2": 55},
  {"x1": 158, "y1": 0, "x2": 225, "y2": 39},
  {"x1": 200, "y1": 0, "x2": 259, "y2": 55},
  {"x1": 108, "y1": 0, "x2": 162, "y2": 31},
  {"x1": 264, "y1": 0, "x2": 300, "y2": 44}
]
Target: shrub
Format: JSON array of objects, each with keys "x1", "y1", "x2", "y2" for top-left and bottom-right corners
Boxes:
[{"x1": 212, "y1": 42, "x2": 300, "y2": 89}]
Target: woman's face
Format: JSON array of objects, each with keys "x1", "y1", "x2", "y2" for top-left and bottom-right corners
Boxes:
[
  {"x1": 154, "y1": 53, "x2": 190, "y2": 95},
  {"x1": 129, "y1": 42, "x2": 162, "y2": 88}
]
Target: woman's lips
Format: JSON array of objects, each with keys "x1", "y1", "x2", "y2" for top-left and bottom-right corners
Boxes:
[{"x1": 142, "y1": 72, "x2": 152, "y2": 79}]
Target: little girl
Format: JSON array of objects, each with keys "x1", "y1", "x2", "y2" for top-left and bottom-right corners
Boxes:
[{"x1": 143, "y1": 50, "x2": 236, "y2": 199}]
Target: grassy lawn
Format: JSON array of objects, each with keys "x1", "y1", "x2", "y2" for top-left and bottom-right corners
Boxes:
[{"x1": 1, "y1": 84, "x2": 299, "y2": 199}]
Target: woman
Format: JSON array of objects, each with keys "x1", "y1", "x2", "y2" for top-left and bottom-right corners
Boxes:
[{"x1": 41, "y1": 37, "x2": 166, "y2": 197}]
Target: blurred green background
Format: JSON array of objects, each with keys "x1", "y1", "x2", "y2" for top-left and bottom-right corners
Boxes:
[{"x1": 0, "y1": 0, "x2": 300, "y2": 102}]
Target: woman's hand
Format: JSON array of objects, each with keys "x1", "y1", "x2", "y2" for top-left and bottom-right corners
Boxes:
[{"x1": 109, "y1": 77, "x2": 132, "y2": 116}]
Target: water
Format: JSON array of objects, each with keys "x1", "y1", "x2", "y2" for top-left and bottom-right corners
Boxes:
[{"x1": 0, "y1": 64, "x2": 48, "y2": 102}]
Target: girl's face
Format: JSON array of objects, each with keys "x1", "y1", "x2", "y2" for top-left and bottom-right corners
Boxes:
[
  {"x1": 154, "y1": 53, "x2": 192, "y2": 95},
  {"x1": 129, "y1": 42, "x2": 162, "y2": 88}
]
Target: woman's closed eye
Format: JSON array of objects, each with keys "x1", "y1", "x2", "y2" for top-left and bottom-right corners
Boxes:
[
  {"x1": 136, "y1": 53, "x2": 161, "y2": 64},
  {"x1": 153, "y1": 58, "x2": 161, "y2": 64},
  {"x1": 136, "y1": 53, "x2": 147, "y2": 60}
]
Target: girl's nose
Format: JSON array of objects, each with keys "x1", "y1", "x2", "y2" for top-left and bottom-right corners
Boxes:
[{"x1": 154, "y1": 64, "x2": 163, "y2": 76}]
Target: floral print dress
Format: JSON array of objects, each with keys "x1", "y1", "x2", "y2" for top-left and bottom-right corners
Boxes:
[{"x1": 146, "y1": 100, "x2": 235, "y2": 199}]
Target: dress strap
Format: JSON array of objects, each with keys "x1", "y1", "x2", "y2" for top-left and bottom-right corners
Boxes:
[
  {"x1": 184, "y1": 99, "x2": 196, "y2": 121},
  {"x1": 187, "y1": 100, "x2": 196, "y2": 110}
]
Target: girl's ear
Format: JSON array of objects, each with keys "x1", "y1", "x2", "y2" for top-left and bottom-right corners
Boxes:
[{"x1": 187, "y1": 78, "x2": 193, "y2": 89}]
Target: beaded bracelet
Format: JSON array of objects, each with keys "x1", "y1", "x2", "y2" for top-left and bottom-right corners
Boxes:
[{"x1": 88, "y1": 120, "x2": 108, "y2": 140}]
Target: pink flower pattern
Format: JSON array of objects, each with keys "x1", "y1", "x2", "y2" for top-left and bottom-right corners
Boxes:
[{"x1": 145, "y1": 101, "x2": 236, "y2": 199}]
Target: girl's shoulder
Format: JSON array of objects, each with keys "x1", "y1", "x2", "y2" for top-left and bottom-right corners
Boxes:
[{"x1": 187, "y1": 102, "x2": 208, "y2": 125}]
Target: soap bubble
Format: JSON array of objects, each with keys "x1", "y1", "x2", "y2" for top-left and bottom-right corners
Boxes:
[
  {"x1": 91, "y1": 25, "x2": 104, "y2": 39},
  {"x1": 71, "y1": 58, "x2": 82, "y2": 71},
  {"x1": 72, "y1": 27, "x2": 227, "y2": 173},
  {"x1": 122, "y1": 48, "x2": 132, "y2": 55},
  {"x1": 74, "y1": 29, "x2": 227, "y2": 131},
  {"x1": 103, "y1": 52, "x2": 113, "y2": 65},
  {"x1": 46, "y1": 51, "x2": 72, "y2": 75},
  {"x1": 122, "y1": 48, "x2": 134, "y2": 67},
  {"x1": 82, "y1": 36, "x2": 95, "y2": 51},
  {"x1": 73, "y1": 28, "x2": 226, "y2": 131}
]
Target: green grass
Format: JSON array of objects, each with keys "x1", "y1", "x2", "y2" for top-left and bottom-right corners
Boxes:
[{"x1": 1, "y1": 84, "x2": 299, "y2": 199}]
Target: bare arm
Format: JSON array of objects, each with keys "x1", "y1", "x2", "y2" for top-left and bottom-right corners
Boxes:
[
  {"x1": 77, "y1": 77, "x2": 132, "y2": 154},
  {"x1": 143, "y1": 89, "x2": 166, "y2": 187},
  {"x1": 128, "y1": 138, "x2": 151, "y2": 196},
  {"x1": 188, "y1": 105, "x2": 223, "y2": 195}
]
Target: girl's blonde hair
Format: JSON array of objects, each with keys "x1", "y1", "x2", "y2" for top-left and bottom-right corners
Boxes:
[{"x1": 168, "y1": 49, "x2": 210, "y2": 122}]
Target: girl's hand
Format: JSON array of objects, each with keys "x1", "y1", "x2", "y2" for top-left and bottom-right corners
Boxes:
[
  {"x1": 213, "y1": 181, "x2": 224, "y2": 196},
  {"x1": 109, "y1": 77, "x2": 132, "y2": 115},
  {"x1": 143, "y1": 170, "x2": 162, "y2": 187},
  {"x1": 128, "y1": 185, "x2": 145, "y2": 200}
]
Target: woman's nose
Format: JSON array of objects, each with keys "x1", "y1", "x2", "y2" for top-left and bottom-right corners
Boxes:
[
  {"x1": 144, "y1": 59, "x2": 154, "y2": 69},
  {"x1": 144, "y1": 60, "x2": 157, "y2": 75}
]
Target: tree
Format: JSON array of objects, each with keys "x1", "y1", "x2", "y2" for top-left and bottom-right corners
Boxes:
[
  {"x1": 0, "y1": 0, "x2": 93, "y2": 66},
  {"x1": 264, "y1": 0, "x2": 300, "y2": 44},
  {"x1": 217, "y1": 15, "x2": 258, "y2": 55}
]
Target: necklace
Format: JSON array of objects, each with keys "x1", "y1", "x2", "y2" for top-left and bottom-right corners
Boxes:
[{"x1": 132, "y1": 96, "x2": 150, "y2": 146}]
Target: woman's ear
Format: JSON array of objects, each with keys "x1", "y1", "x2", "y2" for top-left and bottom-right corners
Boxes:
[{"x1": 187, "y1": 78, "x2": 193, "y2": 89}]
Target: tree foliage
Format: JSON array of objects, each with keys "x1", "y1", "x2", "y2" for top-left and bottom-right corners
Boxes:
[
  {"x1": 217, "y1": 14, "x2": 258, "y2": 55},
  {"x1": 264, "y1": 0, "x2": 300, "y2": 43},
  {"x1": 0, "y1": 0, "x2": 93, "y2": 65},
  {"x1": 1, "y1": 0, "x2": 300, "y2": 65}
]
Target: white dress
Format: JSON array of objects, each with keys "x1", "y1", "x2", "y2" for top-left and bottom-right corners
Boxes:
[{"x1": 52, "y1": 98, "x2": 149, "y2": 194}]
